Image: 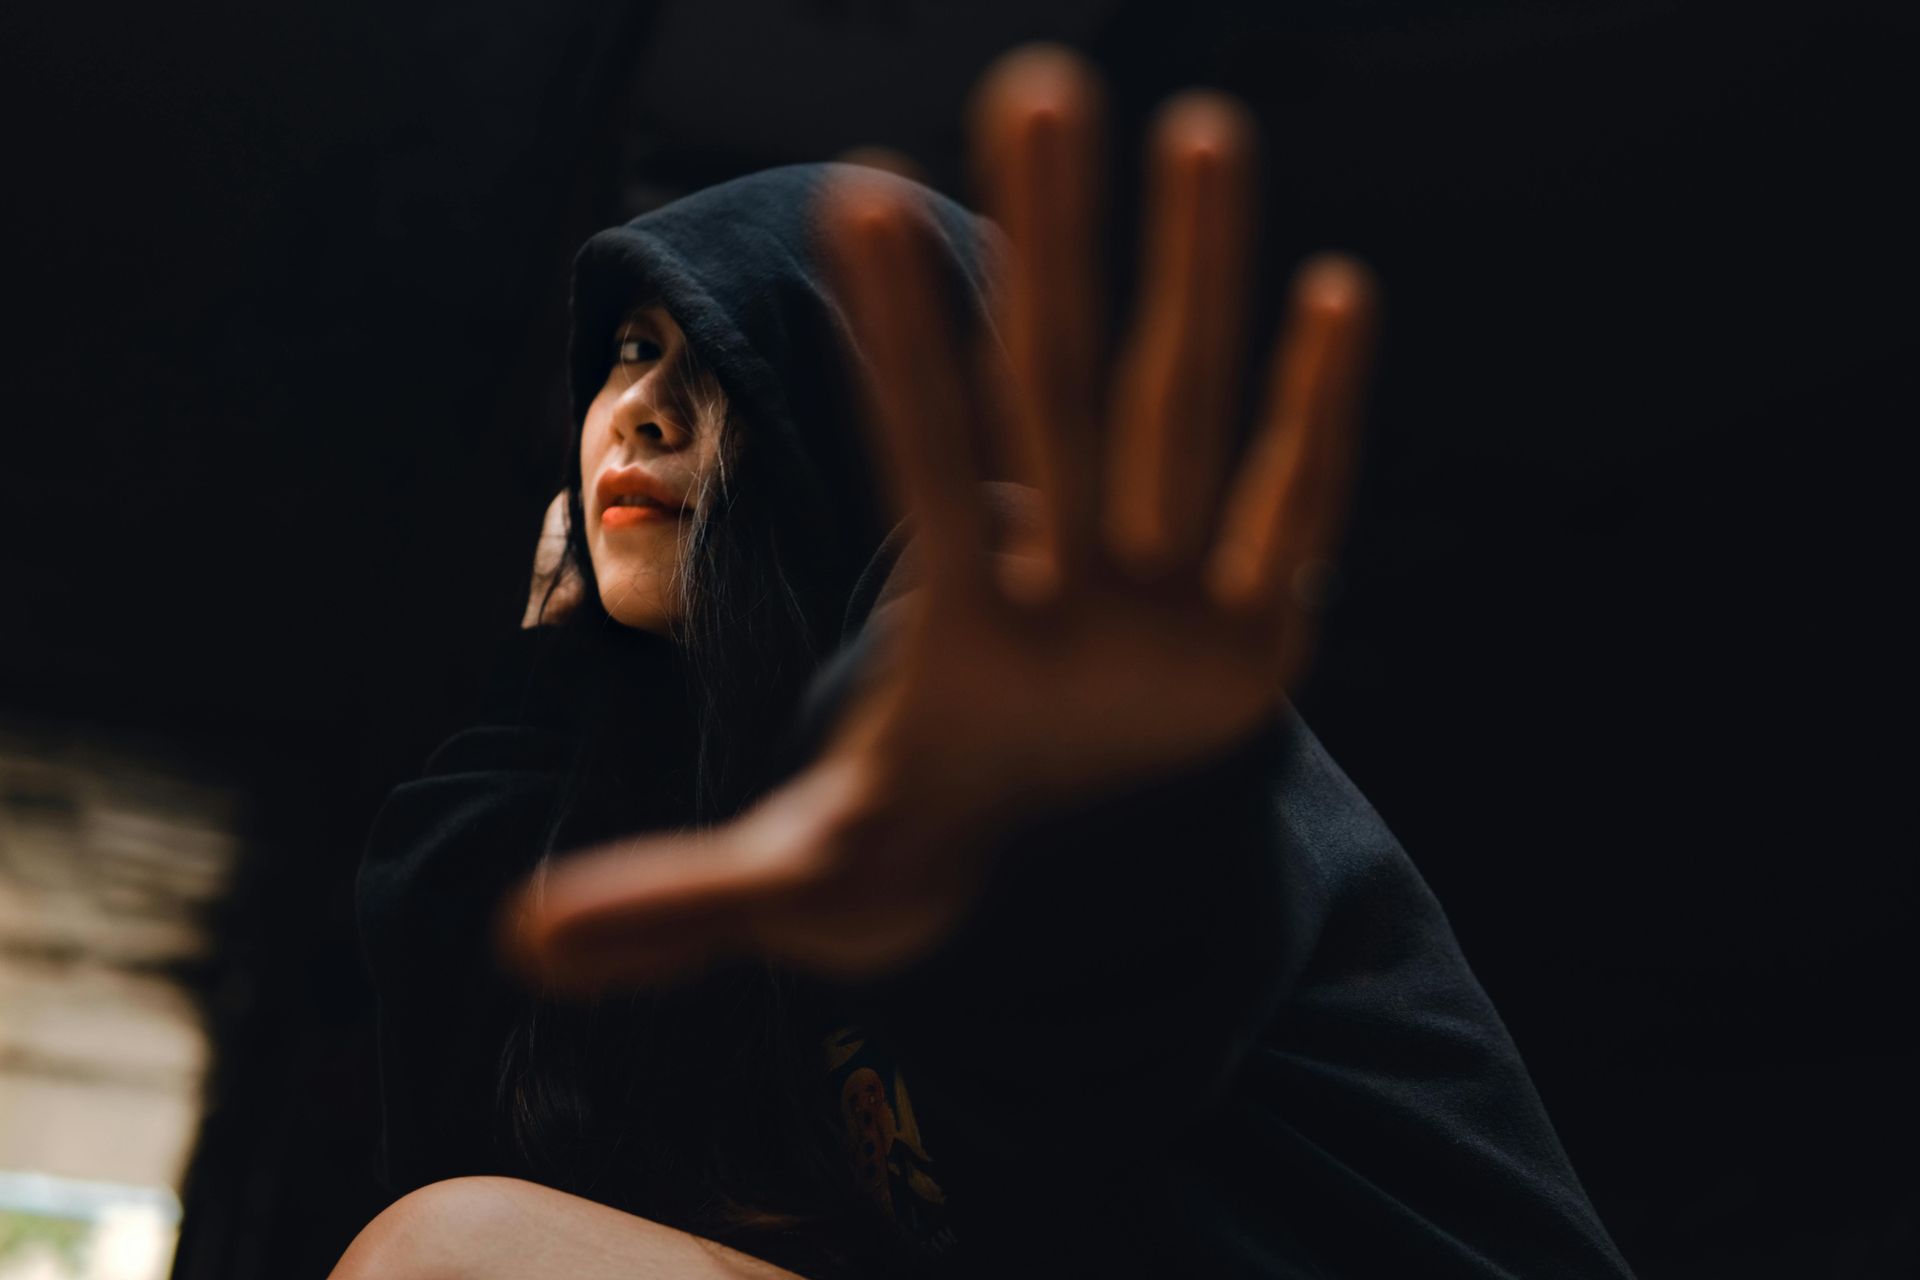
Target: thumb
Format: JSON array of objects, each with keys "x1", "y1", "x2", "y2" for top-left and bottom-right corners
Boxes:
[{"x1": 497, "y1": 819, "x2": 829, "y2": 992}]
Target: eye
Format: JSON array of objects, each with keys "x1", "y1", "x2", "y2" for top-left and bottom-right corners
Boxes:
[{"x1": 615, "y1": 334, "x2": 663, "y2": 364}]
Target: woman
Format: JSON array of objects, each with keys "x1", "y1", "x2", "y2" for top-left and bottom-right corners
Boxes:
[{"x1": 346, "y1": 47, "x2": 1632, "y2": 1280}]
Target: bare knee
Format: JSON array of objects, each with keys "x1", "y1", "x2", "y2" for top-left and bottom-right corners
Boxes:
[
  {"x1": 330, "y1": 1177, "x2": 527, "y2": 1280},
  {"x1": 329, "y1": 1176, "x2": 807, "y2": 1280}
]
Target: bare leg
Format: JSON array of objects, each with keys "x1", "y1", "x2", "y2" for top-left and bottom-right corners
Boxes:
[{"x1": 328, "y1": 1177, "x2": 810, "y2": 1280}]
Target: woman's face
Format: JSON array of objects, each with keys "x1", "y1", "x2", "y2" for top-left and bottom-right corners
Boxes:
[{"x1": 579, "y1": 304, "x2": 726, "y2": 633}]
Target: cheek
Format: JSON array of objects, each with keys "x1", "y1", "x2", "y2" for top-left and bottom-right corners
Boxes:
[
  {"x1": 576, "y1": 418, "x2": 614, "y2": 576},
  {"x1": 579, "y1": 409, "x2": 613, "y2": 474}
]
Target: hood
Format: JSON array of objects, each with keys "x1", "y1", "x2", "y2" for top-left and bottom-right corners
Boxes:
[{"x1": 568, "y1": 162, "x2": 1004, "y2": 608}]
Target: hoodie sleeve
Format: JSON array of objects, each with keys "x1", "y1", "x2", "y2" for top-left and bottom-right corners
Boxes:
[
  {"x1": 788, "y1": 506, "x2": 1633, "y2": 1277},
  {"x1": 354, "y1": 626, "x2": 604, "y2": 1191}
]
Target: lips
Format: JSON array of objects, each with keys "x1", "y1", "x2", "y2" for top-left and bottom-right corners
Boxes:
[
  {"x1": 601, "y1": 503, "x2": 680, "y2": 529},
  {"x1": 595, "y1": 467, "x2": 689, "y2": 529}
]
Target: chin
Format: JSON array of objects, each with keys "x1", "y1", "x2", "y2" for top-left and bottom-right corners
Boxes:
[{"x1": 597, "y1": 577, "x2": 677, "y2": 634}]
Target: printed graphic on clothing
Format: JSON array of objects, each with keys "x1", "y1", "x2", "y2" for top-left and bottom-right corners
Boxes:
[{"x1": 823, "y1": 1024, "x2": 956, "y2": 1256}]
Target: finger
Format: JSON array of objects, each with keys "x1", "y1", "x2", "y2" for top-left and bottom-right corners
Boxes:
[
  {"x1": 1104, "y1": 92, "x2": 1258, "y2": 574},
  {"x1": 1207, "y1": 255, "x2": 1376, "y2": 681},
  {"x1": 969, "y1": 44, "x2": 1107, "y2": 585},
  {"x1": 501, "y1": 829, "x2": 826, "y2": 992},
  {"x1": 531, "y1": 490, "x2": 570, "y2": 575},
  {"x1": 835, "y1": 145, "x2": 928, "y2": 184},
  {"x1": 542, "y1": 488, "x2": 570, "y2": 535},
  {"x1": 819, "y1": 173, "x2": 995, "y2": 599}
]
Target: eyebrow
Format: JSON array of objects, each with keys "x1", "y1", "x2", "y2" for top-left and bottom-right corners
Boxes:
[{"x1": 615, "y1": 298, "x2": 665, "y2": 331}]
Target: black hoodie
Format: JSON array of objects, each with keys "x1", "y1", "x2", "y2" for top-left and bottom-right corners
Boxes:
[{"x1": 357, "y1": 164, "x2": 1633, "y2": 1278}]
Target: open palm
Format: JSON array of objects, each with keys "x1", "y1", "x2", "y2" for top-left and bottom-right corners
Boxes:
[{"x1": 505, "y1": 46, "x2": 1374, "y2": 988}]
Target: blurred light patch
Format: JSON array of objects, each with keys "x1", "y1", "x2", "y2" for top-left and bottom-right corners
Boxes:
[
  {"x1": 0, "y1": 1172, "x2": 179, "y2": 1280},
  {"x1": 0, "y1": 723, "x2": 235, "y2": 1280}
]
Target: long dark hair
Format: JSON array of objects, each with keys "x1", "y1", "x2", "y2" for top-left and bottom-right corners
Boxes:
[
  {"x1": 499, "y1": 327, "x2": 940, "y2": 1278},
  {"x1": 564, "y1": 353, "x2": 843, "y2": 822}
]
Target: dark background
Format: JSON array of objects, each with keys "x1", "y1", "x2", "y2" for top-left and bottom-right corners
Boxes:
[{"x1": 2, "y1": 1, "x2": 1911, "y2": 1276}]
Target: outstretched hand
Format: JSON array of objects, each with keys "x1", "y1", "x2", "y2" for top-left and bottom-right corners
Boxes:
[{"x1": 503, "y1": 45, "x2": 1375, "y2": 990}]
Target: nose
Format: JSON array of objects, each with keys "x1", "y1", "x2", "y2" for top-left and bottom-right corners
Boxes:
[
  {"x1": 610, "y1": 374, "x2": 694, "y2": 453},
  {"x1": 619, "y1": 415, "x2": 686, "y2": 449}
]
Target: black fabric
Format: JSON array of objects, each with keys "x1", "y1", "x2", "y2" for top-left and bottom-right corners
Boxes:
[
  {"x1": 355, "y1": 622, "x2": 698, "y2": 1190},
  {"x1": 773, "y1": 492, "x2": 1635, "y2": 1278},
  {"x1": 356, "y1": 163, "x2": 1632, "y2": 1275},
  {"x1": 359, "y1": 536, "x2": 1633, "y2": 1276}
]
